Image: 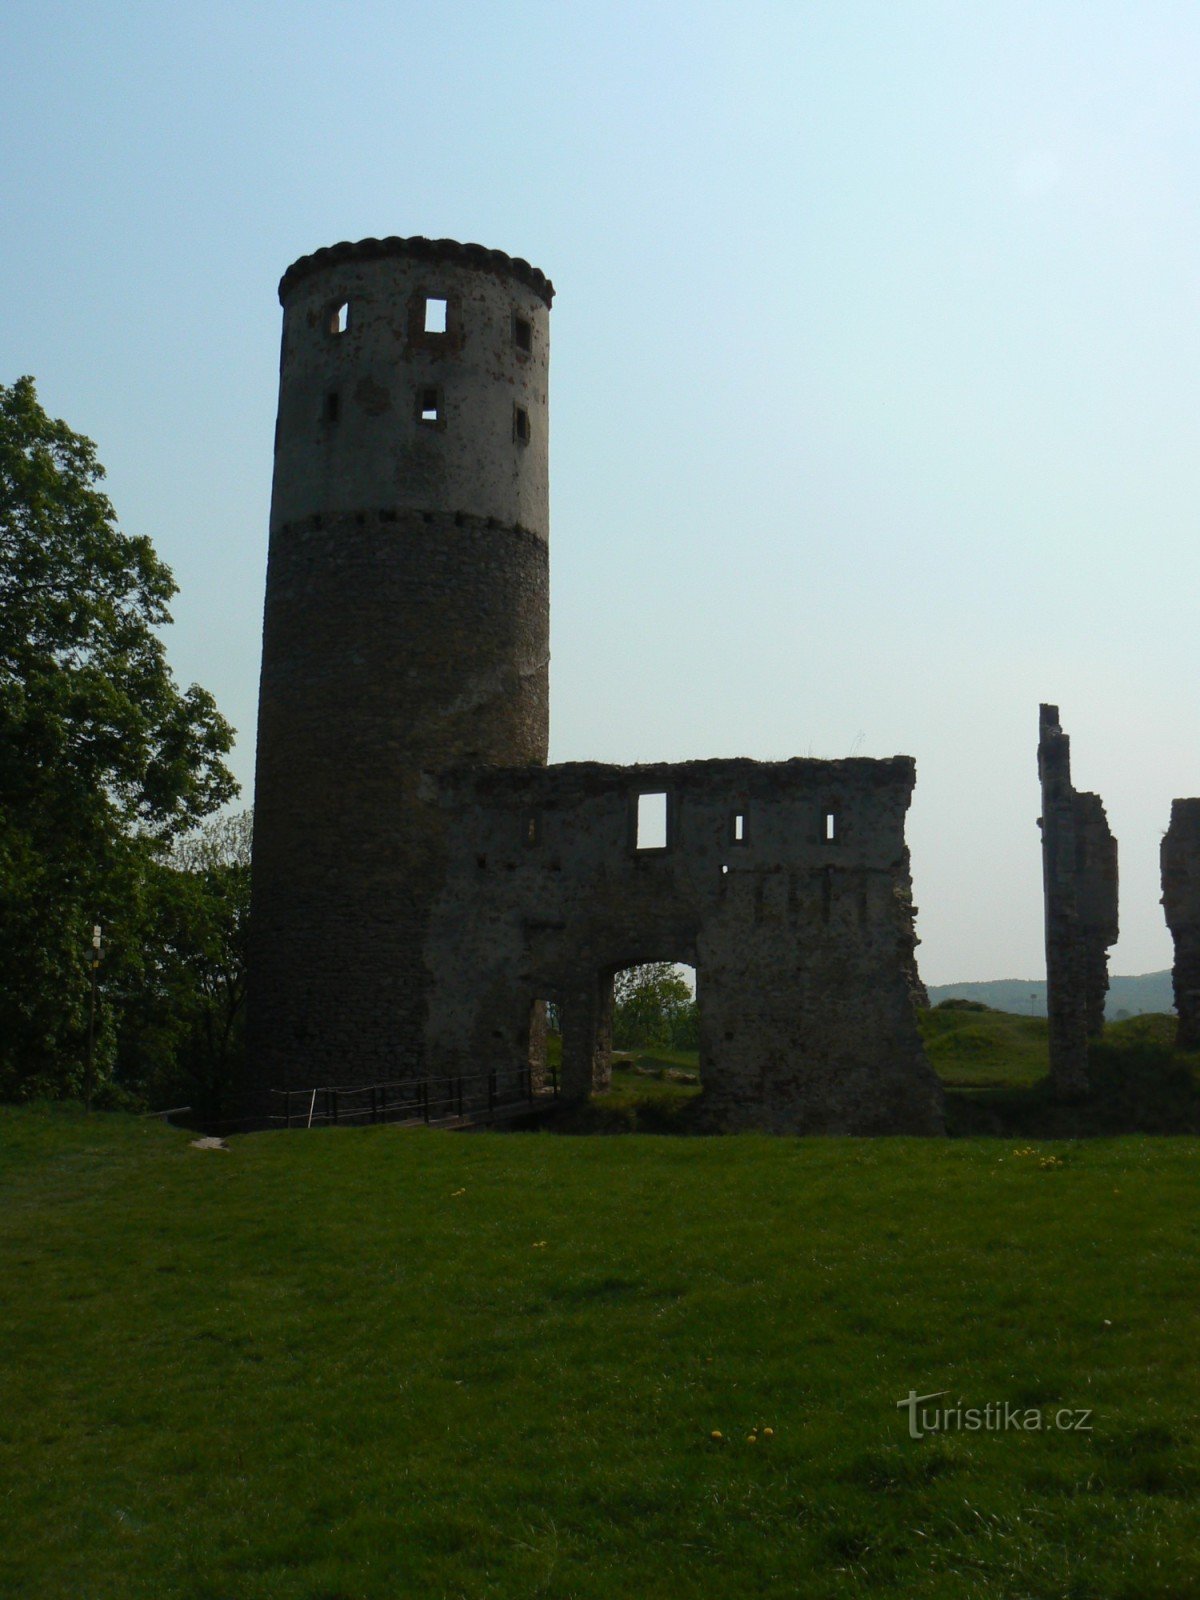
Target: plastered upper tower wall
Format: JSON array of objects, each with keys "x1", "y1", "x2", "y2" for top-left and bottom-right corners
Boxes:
[{"x1": 271, "y1": 238, "x2": 551, "y2": 536}]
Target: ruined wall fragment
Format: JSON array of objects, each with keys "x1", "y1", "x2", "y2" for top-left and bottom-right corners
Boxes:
[
  {"x1": 1161, "y1": 799, "x2": 1200, "y2": 1048},
  {"x1": 1037, "y1": 704, "x2": 1118, "y2": 1097},
  {"x1": 425, "y1": 756, "x2": 945, "y2": 1135}
]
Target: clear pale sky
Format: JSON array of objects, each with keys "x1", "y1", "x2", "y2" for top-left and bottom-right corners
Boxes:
[{"x1": 3, "y1": 0, "x2": 1199, "y2": 985}]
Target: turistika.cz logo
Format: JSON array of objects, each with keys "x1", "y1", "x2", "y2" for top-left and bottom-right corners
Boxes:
[{"x1": 897, "y1": 1390, "x2": 1093, "y2": 1440}]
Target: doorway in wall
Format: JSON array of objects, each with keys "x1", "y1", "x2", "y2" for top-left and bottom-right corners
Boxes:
[
  {"x1": 604, "y1": 961, "x2": 700, "y2": 1098},
  {"x1": 527, "y1": 996, "x2": 560, "y2": 1094}
]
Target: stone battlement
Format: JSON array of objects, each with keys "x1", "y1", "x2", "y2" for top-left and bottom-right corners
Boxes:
[{"x1": 278, "y1": 235, "x2": 555, "y2": 307}]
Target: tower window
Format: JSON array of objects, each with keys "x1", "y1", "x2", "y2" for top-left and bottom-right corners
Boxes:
[
  {"x1": 513, "y1": 313, "x2": 532, "y2": 353},
  {"x1": 732, "y1": 812, "x2": 746, "y2": 844},
  {"x1": 328, "y1": 300, "x2": 349, "y2": 336},
  {"x1": 417, "y1": 386, "x2": 442, "y2": 425},
  {"x1": 636, "y1": 791, "x2": 668, "y2": 852},
  {"x1": 525, "y1": 812, "x2": 540, "y2": 847},
  {"x1": 324, "y1": 391, "x2": 340, "y2": 424},
  {"x1": 823, "y1": 808, "x2": 838, "y2": 843},
  {"x1": 423, "y1": 296, "x2": 448, "y2": 334},
  {"x1": 513, "y1": 405, "x2": 531, "y2": 445}
]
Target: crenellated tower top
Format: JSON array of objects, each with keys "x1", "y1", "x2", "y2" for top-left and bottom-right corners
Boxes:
[{"x1": 278, "y1": 235, "x2": 554, "y2": 306}]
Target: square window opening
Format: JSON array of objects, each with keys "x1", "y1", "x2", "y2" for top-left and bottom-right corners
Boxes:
[
  {"x1": 513, "y1": 313, "x2": 532, "y2": 352},
  {"x1": 636, "y1": 791, "x2": 668, "y2": 851},
  {"x1": 419, "y1": 386, "x2": 441, "y2": 424},
  {"x1": 424, "y1": 296, "x2": 448, "y2": 334}
]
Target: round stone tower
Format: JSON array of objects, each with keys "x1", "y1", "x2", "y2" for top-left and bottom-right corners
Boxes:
[{"x1": 247, "y1": 236, "x2": 553, "y2": 1100}]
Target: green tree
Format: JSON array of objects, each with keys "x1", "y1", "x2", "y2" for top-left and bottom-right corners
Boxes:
[
  {"x1": 113, "y1": 810, "x2": 252, "y2": 1118},
  {"x1": 0, "y1": 376, "x2": 236, "y2": 1100},
  {"x1": 612, "y1": 963, "x2": 694, "y2": 1050},
  {"x1": 668, "y1": 995, "x2": 700, "y2": 1051}
]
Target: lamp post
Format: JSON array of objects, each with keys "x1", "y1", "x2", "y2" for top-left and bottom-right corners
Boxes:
[{"x1": 84, "y1": 924, "x2": 102, "y2": 1112}]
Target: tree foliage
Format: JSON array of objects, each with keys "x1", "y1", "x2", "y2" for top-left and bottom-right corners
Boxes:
[
  {"x1": 0, "y1": 376, "x2": 237, "y2": 1100},
  {"x1": 113, "y1": 811, "x2": 252, "y2": 1118},
  {"x1": 612, "y1": 962, "x2": 696, "y2": 1050}
]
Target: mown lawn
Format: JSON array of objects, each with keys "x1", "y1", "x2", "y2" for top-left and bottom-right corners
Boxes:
[{"x1": 2, "y1": 1107, "x2": 1199, "y2": 1598}]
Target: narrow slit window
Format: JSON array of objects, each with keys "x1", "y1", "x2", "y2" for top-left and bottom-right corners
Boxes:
[
  {"x1": 525, "y1": 813, "x2": 540, "y2": 847},
  {"x1": 513, "y1": 405, "x2": 530, "y2": 445},
  {"x1": 636, "y1": 791, "x2": 668, "y2": 851},
  {"x1": 423, "y1": 296, "x2": 448, "y2": 334},
  {"x1": 513, "y1": 313, "x2": 532, "y2": 352},
  {"x1": 418, "y1": 386, "x2": 441, "y2": 425},
  {"x1": 324, "y1": 391, "x2": 340, "y2": 424},
  {"x1": 824, "y1": 809, "x2": 838, "y2": 843},
  {"x1": 329, "y1": 301, "x2": 349, "y2": 335},
  {"x1": 732, "y1": 812, "x2": 745, "y2": 843}
]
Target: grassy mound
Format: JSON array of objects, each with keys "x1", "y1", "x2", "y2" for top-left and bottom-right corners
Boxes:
[
  {"x1": 918, "y1": 1004, "x2": 1049, "y2": 1089},
  {"x1": 4, "y1": 1107, "x2": 1200, "y2": 1597},
  {"x1": 915, "y1": 1005, "x2": 1200, "y2": 1136}
]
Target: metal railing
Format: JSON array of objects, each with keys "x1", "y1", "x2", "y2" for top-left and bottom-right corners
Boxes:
[{"x1": 268, "y1": 1061, "x2": 560, "y2": 1129}]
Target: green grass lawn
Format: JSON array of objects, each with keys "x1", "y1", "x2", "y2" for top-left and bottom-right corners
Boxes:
[{"x1": 3, "y1": 1106, "x2": 1199, "y2": 1598}]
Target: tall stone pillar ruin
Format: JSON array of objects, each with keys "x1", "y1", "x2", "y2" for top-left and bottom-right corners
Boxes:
[
  {"x1": 246, "y1": 237, "x2": 553, "y2": 1101},
  {"x1": 1161, "y1": 799, "x2": 1200, "y2": 1049},
  {"x1": 1037, "y1": 704, "x2": 1118, "y2": 1097}
]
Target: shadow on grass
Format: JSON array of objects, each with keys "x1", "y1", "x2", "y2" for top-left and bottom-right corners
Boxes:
[
  {"x1": 946, "y1": 1016, "x2": 1200, "y2": 1137},
  {"x1": 544, "y1": 1058, "x2": 706, "y2": 1134},
  {"x1": 544, "y1": 1015, "x2": 1200, "y2": 1138}
]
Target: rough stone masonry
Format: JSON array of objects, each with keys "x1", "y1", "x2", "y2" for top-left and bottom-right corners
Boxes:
[
  {"x1": 1037, "y1": 704, "x2": 1118, "y2": 1097},
  {"x1": 1160, "y1": 799, "x2": 1200, "y2": 1049},
  {"x1": 426, "y1": 757, "x2": 944, "y2": 1134},
  {"x1": 245, "y1": 236, "x2": 944, "y2": 1133}
]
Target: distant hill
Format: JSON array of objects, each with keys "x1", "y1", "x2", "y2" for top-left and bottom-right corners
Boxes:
[{"x1": 926, "y1": 971, "x2": 1174, "y2": 1021}]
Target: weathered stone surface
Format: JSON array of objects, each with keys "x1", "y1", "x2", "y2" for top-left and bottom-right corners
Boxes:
[
  {"x1": 423, "y1": 758, "x2": 944, "y2": 1134},
  {"x1": 246, "y1": 242, "x2": 551, "y2": 1102},
  {"x1": 1037, "y1": 704, "x2": 1118, "y2": 1098},
  {"x1": 1161, "y1": 799, "x2": 1200, "y2": 1048},
  {"x1": 245, "y1": 237, "x2": 942, "y2": 1134}
]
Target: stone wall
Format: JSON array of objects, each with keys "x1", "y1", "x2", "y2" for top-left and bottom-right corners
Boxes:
[
  {"x1": 1037, "y1": 704, "x2": 1118, "y2": 1097},
  {"x1": 246, "y1": 238, "x2": 942, "y2": 1135},
  {"x1": 246, "y1": 240, "x2": 552, "y2": 1102},
  {"x1": 423, "y1": 757, "x2": 945, "y2": 1135},
  {"x1": 1161, "y1": 799, "x2": 1200, "y2": 1048}
]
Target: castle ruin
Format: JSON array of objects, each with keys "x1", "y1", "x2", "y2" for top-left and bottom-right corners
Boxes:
[
  {"x1": 1161, "y1": 800, "x2": 1200, "y2": 1049},
  {"x1": 245, "y1": 236, "x2": 944, "y2": 1134},
  {"x1": 1037, "y1": 704, "x2": 1118, "y2": 1096}
]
